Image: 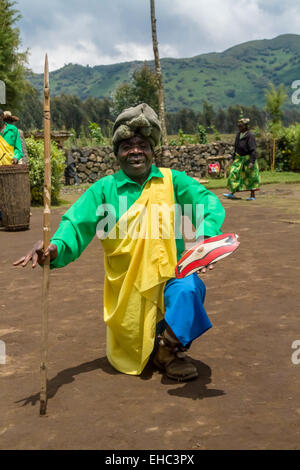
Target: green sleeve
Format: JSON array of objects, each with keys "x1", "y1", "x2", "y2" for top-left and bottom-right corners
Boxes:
[
  {"x1": 13, "y1": 129, "x2": 24, "y2": 161},
  {"x1": 50, "y1": 183, "x2": 103, "y2": 268},
  {"x1": 171, "y1": 169, "x2": 225, "y2": 238}
]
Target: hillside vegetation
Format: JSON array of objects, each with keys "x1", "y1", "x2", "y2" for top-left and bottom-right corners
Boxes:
[{"x1": 28, "y1": 34, "x2": 300, "y2": 112}]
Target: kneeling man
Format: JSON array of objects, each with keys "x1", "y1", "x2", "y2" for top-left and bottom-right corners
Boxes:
[{"x1": 15, "y1": 103, "x2": 225, "y2": 382}]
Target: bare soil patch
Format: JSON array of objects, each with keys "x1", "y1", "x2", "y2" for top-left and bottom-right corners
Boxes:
[{"x1": 1, "y1": 184, "x2": 300, "y2": 450}]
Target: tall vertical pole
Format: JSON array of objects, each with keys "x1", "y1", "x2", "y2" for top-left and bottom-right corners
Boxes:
[
  {"x1": 40, "y1": 54, "x2": 51, "y2": 416},
  {"x1": 272, "y1": 138, "x2": 276, "y2": 171},
  {"x1": 150, "y1": 0, "x2": 168, "y2": 146}
]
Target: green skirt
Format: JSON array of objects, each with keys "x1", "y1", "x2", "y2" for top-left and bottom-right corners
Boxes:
[{"x1": 227, "y1": 154, "x2": 260, "y2": 193}]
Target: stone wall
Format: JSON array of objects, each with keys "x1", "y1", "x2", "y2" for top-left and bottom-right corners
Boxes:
[
  {"x1": 67, "y1": 141, "x2": 235, "y2": 184},
  {"x1": 70, "y1": 147, "x2": 119, "y2": 184},
  {"x1": 155, "y1": 142, "x2": 234, "y2": 179}
]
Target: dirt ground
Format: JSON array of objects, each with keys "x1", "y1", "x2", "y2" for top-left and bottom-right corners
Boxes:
[{"x1": 1, "y1": 183, "x2": 300, "y2": 450}]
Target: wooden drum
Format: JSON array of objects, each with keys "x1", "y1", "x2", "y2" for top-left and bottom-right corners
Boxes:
[{"x1": 0, "y1": 165, "x2": 31, "y2": 231}]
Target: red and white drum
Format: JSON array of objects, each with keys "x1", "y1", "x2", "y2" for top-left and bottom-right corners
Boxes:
[{"x1": 175, "y1": 233, "x2": 240, "y2": 279}]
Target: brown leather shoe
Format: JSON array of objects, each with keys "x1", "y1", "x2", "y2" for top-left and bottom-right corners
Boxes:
[{"x1": 153, "y1": 333, "x2": 198, "y2": 381}]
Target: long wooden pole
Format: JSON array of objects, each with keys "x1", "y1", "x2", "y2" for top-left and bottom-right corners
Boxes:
[
  {"x1": 40, "y1": 54, "x2": 51, "y2": 416},
  {"x1": 150, "y1": 0, "x2": 168, "y2": 146}
]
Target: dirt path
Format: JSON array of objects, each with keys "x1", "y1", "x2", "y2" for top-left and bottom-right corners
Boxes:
[{"x1": 1, "y1": 184, "x2": 300, "y2": 450}]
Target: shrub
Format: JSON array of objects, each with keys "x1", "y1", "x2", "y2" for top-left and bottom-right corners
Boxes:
[
  {"x1": 208, "y1": 125, "x2": 221, "y2": 141},
  {"x1": 269, "y1": 123, "x2": 300, "y2": 171},
  {"x1": 277, "y1": 124, "x2": 300, "y2": 170},
  {"x1": 175, "y1": 129, "x2": 197, "y2": 145},
  {"x1": 26, "y1": 138, "x2": 66, "y2": 205},
  {"x1": 196, "y1": 124, "x2": 208, "y2": 144},
  {"x1": 88, "y1": 122, "x2": 106, "y2": 145}
]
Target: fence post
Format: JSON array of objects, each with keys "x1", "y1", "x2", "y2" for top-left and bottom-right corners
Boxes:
[{"x1": 271, "y1": 138, "x2": 276, "y2": 171}]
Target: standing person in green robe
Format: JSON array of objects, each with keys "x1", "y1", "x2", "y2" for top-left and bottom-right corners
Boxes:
[
  {"x1": 0, "y1": 109, "x2": 23, "y2": 165},
  {"x1": 224, "y1": 118, "x2": 260, "y2": 201},
  {"x1": 14, "y1": 103, "x2": 226, "y2": 382},
  {"x1": 0, "y1": 108, "x2": 24, "y2": 223},
  {"x1": 3, "y1": 111, "x2": 28, "y2": 164}
]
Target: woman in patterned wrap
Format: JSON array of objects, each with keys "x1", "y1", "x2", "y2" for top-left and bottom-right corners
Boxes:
[{"x1": 224, "y1": 118, "x2": 260, "y2": 201}]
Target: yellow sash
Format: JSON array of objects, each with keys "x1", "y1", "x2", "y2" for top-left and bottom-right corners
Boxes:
[
  {"x1": 101, "y1": 168, "x2": 177, "y2": 375},
  {"x1": 0, "y1": 135, "x2": 14, "y2": 165}
]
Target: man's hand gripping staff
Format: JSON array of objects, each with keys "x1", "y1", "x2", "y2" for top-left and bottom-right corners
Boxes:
[{"x1": 14, "y1": 241, "x2": 58, "y2": 268}]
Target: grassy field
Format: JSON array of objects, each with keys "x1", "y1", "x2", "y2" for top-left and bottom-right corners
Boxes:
[
  {"x1": 205, "y1": 170, "x2": 300, "y2": 189},
  {"x1": 55, "y1": 171, "x2": 300, "y2": 207}
]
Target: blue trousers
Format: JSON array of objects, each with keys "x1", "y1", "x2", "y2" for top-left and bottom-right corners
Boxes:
[{"x1": 158, "y1": 273, "x2": 212, "y2": 347}]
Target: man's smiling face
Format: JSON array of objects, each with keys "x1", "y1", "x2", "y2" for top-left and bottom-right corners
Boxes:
[{"x1": 117, "y1": 134, "x2": 153, "y2": 185}]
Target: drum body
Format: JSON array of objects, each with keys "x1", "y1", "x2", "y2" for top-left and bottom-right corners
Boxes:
[{"x1": 0, "y1": 165, "x2": 31, "y2": 231}]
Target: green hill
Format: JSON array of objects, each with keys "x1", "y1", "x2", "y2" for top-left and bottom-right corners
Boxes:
[{"x1": 28, "y1": 34, "x2": 300, "y2": 112}]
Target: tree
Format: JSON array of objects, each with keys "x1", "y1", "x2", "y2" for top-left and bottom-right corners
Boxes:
[
  {"x1": 225, "y1": 105, "x2": 241, "y2": 133},
  {"x1": 112, "y1": 64, "x2": 159, "y2": 117},
  {"x1": 113, "y1": 83, "x2": 135, "y2": 117},
  {"x1": 132, "y1": 64, "x2": 159, "y2": 113},
  {"x1": 215, "y1": 108, "x2": 226, "y2": 133},
  {"x1": 265, "y1": 83, "x2": 288, "y2": 170},
  {"x1": 265, "y1": 83, "x2": 288, "y2": 124},
  {"x1": 83, "y1": 97, "x2": 113, "y2": 136},
  {"x1": 17, "y1": 83, "x2": 43, "y2": 131},
  {"x1": 150, "y1": 0, "x2": 168, "y2": 146},
  {"x1": 202, "y1": 100, "x2": 216, "y2": 130},
  {"x1": 0, "y1": 0, "x2": 28, "y2": 110},
  {"x1": 51, "y1": 94, "x2": 87, "y2": 135}
]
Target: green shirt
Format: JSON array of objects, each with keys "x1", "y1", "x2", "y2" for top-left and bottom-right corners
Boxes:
[
  {"x1": 51, "y1": 166, "x2": 225, "y2": 268},
  {"x1": 0, "y1": 123, "x2": 23, "y2": 161}
]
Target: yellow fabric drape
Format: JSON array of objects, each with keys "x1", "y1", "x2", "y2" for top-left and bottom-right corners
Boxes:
[
  {"x1": 0, "y1": 135, "x2": 14, "y2": 165},
  {"x1": 101, "y1": 168, "x2": 178, "y2": 375}
]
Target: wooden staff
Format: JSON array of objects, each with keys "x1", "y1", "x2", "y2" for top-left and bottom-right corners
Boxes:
[{"x1": 40, "y1": 54, "x2": 51, "y2": 416}]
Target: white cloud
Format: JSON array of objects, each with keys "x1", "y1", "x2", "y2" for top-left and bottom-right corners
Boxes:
[
  {"x1": 28, "y1": 41, "x2": 179, "y2": 73},
  {"x1": 166, "y1": 0, "x2": 300, "y2": 53},
  {"x1": 16, "y1": 0, "x2": 300, "y2": 72}
]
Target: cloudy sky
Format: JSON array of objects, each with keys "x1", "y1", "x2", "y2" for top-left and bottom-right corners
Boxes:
[{"x1": 16, "y1": 0, "x2": 300, "y2": 73}]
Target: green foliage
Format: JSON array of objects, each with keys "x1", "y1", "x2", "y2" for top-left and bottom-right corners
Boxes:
[
  {"x1": 51, "y1": 94, "x2": 88, "y2": 135},
  {"x1": 208, "y1": 125, "x2": 221, "y2": 141},
  {"x1": 26, "y1": 138, "x2": 66, "y2": 205},
  {"x1": 252, "y1": 126, "x2": 262, "y2": 137},
  {"x1": 276, "y1": 124, "x2": 300, "y2": 170},
  {"x1": 88, "y1": 122, "x2": 106, "y2": 145},
  {"x1": 112, "y1": 63, "x2": 159, "y2": 116},
  {"x1": 46, "y1": 95, "x2": 113, "y2": 137},
  {"x1": 18, "y1": 83, "x2": 43, "y2": 130},
  {"x1": 265, "y1": 83, "x2": 288, "y2": 124},
  {"x1": 196, "y1": 124, "x2": 208, "y2": 144},
  {"x1": 113, "y1": 83, "x2": 134, "y2": 117},
  {"x1": 205, "y1": 171, "x2": 300, "y2": 190},
  {"x1": 202, "y1": 101, "x2": 215, "y2": 128},
  {"x1": 165, "y1": 103, "x2": 271, "y2": 135},
  {"x1": 0, "y1": 0, "x2": 28, "y2": 110},
  {"x1": 175, "y1": 129, "x2": 197, "y2": 145},
  {"x1": 64, "y1": 123, "x2": 111, "y2": 149}
]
